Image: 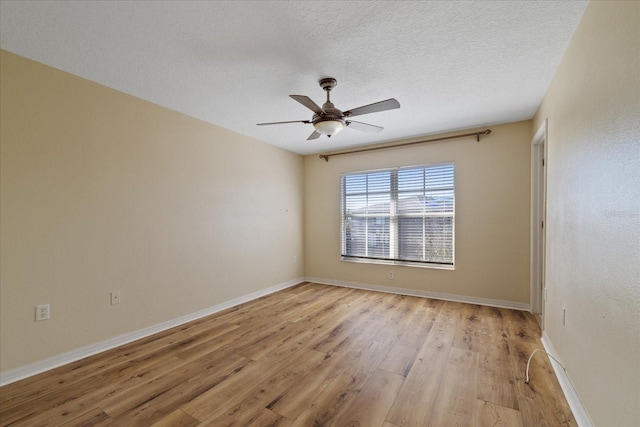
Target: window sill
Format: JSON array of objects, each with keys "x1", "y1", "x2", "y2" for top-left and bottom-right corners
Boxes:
[{"x1": 341, "y1": 256, "x2": 455, "y2": 270}]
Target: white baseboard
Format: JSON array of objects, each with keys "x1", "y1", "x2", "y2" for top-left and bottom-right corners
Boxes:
[
  {"x1": 305, "y1": 277, "x2": 530, "y2": 311},
  {"x1": 541, "y1": 332, "x2": 593, "y2": 427},
  {"x1": 0, "y1": 277, "x2": 304, "y2": 387}
]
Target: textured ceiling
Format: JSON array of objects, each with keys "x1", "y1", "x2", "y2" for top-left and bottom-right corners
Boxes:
[{"x1": 0, "y1": 1, "x2": 588, "y2": 155}]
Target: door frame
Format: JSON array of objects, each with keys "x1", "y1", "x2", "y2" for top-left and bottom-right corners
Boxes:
[{"x1": 530, "y1": 119, "x2": 548, "y2": 327}]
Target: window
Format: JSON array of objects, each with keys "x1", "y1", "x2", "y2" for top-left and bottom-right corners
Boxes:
[{"x1": 341, "y1": 163, "x2": 454, "y2": 267}]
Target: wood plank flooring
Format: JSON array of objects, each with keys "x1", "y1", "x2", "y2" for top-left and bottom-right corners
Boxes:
[{"x1": 0, "y1": 282, "x2": 576, "y2": 426}]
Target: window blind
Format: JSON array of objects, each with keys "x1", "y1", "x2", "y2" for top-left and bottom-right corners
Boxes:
[{"x1": 341, "y1": 163, "x2": 454, "y2": 266}]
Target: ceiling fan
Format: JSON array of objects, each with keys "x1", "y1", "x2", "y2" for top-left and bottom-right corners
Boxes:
[{"x1": 257, "y1": 77, "x2": 400, "y2": 140}]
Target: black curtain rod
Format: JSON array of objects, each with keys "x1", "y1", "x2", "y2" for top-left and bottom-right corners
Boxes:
[{"x1": 318, "y1": 129, "x2": 492, "y2": 162}]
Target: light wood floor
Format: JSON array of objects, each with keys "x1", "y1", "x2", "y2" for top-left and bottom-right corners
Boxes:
[{"x1": 0, "y1": 282, "x2": 575, "y2": 426}]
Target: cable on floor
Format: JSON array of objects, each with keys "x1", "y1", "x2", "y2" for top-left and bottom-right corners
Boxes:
[{"x1": 525, "y1": 348, "x2": 567, "y2": 384}]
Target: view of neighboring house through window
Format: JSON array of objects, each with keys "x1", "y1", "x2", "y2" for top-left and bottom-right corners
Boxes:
[{"x1": 341, "y1": 162, "x2": 455, "y2": 267}]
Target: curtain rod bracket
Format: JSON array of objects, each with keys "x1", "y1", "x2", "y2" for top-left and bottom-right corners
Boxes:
[
  {"x1": 318, "y1": 129, "x2": 492, "y2": 162},
  {"x1": 477, "y1": 129, "x2": 491, "y2": 141}
]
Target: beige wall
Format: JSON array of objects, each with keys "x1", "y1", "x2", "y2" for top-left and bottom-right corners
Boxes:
[
  {"x1": 532, "y1": 1, "x2": 639, "y2": 425},
  {"x1": 304, "y1": 121, "x2": 531, "y2": 305},
  {"x1": 0, "y1": 50, "x2": 304, "y2": 372}
]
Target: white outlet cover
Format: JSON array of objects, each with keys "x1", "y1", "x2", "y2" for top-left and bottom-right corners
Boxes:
[
  {"x1": 111, "y1": 291, "x2": 121, "y2": 305},
  {"x1": 36, "y1": 304, "x2": 50, "y2": 321}
]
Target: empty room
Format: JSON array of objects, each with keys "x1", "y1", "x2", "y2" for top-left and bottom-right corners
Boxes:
[{"x1": 0, "y1": 1, "x2": 638, "y2": 426}]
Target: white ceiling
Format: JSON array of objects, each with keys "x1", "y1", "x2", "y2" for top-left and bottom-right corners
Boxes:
[{"x1": 0, "y1": 1, "x2": 588, "y2": 155}]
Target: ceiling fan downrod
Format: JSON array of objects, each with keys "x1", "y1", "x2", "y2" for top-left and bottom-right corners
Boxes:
[{"x1": 319, "y1": 77, "x2": 337, "y2": 102}]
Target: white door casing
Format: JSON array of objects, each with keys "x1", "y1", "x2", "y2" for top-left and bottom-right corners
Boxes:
[{"x1": 531, "y1": 119, "x2": 548, "y2": 327}]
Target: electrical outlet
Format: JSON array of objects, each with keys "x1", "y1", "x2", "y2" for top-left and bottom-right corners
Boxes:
[
  {"x1": 36, "y1": 304, "x2": 50, "y2": 321},
  {"x1": 293, "y1": 255, "x2": 297, "y2": 264},
  {"x1": 111, "y1": 291, "x2": 121, "y2": 305},
  {"x1": 388, "y1": 271, "x2": 394, "y2": 280}
]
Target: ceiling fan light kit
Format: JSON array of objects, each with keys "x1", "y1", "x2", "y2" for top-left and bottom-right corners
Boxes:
[
  {"x1": 314, "y1": 119, "x2": 344, "y2": 137},
  {"x1": 257, "y1": 77, "x2": 400, "y2": 141}
]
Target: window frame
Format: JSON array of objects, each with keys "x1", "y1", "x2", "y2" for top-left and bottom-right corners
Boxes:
[{"x1": 340, "y1": 162, "x2": 455, "y2": 270}]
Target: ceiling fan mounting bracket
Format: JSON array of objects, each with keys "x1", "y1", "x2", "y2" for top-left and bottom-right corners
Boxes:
[{"x1": 319, "y1": 78, "x2": 337, "y2": 91}]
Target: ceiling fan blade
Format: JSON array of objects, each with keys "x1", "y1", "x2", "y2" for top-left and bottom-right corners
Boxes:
[
  {"x1": 307, "y1": 130, "x2": 321, "y2": 140},
  {"x1": 290, "y1": 95, "x2": 323, "y2": 114},
  {"x1": 346, "y1": 120, "x2": 384, "y2": 133},
  {"x1": 343, "y1": 98, "x2": 400, "y2": 117},
  {"x1": 257, "y1": 120, "x2": 310, "y2": 126}
]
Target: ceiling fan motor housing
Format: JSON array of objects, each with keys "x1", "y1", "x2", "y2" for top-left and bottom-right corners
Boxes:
[{"x1": 313, "y1": 102, "x2": 344, "y2": 124}]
